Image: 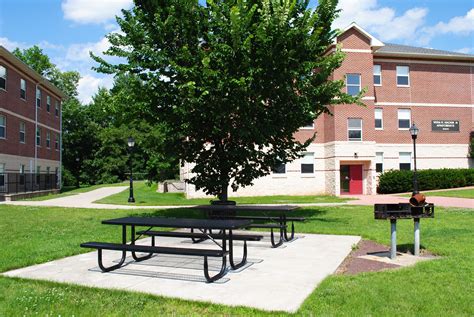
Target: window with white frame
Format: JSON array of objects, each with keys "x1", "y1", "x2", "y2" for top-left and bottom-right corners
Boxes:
[
  {"x1": 0, "y1": 65, "x2": 6, "y2": 90},
  {"x1": 301, "y1": 152, "x2": 314, "y2": 174},
  {"x1": 348, "y1": 118, "x2": 362, "y2": 141},
  {"x1": 398, "y1": 109, "x2": 411, "y2": 129},
  {"x1": 399, "y1": 152, "x2": 411, "y2": 170},
  {"x1": 272, "y1": 159, "x2": 286, "y2": 174},
  {"x1": 375, "y1": 152, "x2": 384, "y2": 173},
  {"x1": 36, "y1": 87, "x2": 41, "y2": 107},
  {"x1": 375, "y1": 108, "x2": 383, "y2": 129},
  {"x1": 55, "y1": 133, "x2": 59, "y2": 150},
  {"x1": 46, "y1": 131, "x2": 51, "y2": 148},
  {"x1": 0, "y1": 163, "x2": 5, "y2": 187},
  {"x1": 396, "y1": 66, "x2": 410, "y2": 86},
  {"x1": 36, "y1": 165, "x2": 41, "y2": 184},
  {"x1": 346, "y1": 74, "x2": 361, "y2": 96},
  {"x1": 36, "y1": 127, "x2": 41, "y2": 146},
  {"x1": 301, "y1": 121, "x2": 315, "y2": 129},
  {"x1": 19, "y1": 121, "x2": 25, "y2": 143},
  {"x1": 55, "y1": 101, "x2": 59, "y2": 117},
  {"x1": 20, "y1": 79, "x2": 26, "y2": 99},
  {"x1": 0, "y1": 115, "x2": 6, "y2": 138},
  {"x1": 46, "y1": 96, "x2": 51, "y2": 112},
  {"x1": 373, "y1": 65, "x2": 382, "y2": 86}
]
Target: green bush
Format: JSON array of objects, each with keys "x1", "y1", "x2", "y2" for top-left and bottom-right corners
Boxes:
[{"x1": 377, "y1": 168, "x2": 474, "y2": 194}]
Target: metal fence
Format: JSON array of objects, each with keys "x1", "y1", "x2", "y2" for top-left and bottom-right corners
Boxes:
[{"x1": 0, "y1": 172, "x2": 59, "y2": 194}]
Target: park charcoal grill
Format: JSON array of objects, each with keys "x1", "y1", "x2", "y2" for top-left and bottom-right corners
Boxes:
[{"x1": 374, "y1": 203, "x2": 434, "y2": 220}]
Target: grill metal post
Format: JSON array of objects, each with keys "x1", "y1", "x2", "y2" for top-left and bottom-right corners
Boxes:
[
  {"x1": 390, "y1": 219, "x2": 397, "y2": 260},
  {"x1": 414, "y1": 218, "x2": 420, "y2": 256}
]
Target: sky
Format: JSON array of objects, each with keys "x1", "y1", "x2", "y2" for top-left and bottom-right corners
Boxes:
[{"x1": 0, "y1": 0, "x2": 473, "y2": 104}]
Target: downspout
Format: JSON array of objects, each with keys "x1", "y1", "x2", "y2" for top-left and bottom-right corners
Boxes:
[{"x1": 34, "y1": 84, "x2": 38, "y2": 182}]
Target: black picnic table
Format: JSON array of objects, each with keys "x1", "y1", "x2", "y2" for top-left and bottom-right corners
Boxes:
[
  {"x1": 189, "y1": 205, "x2": 304, "y2": 247},
  {"x1": 81, "y1": 217, "x2": 257, "y2": 282}
]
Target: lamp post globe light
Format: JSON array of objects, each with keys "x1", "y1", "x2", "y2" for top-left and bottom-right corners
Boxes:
[
  {"x1": 127, "y1": 137, "x2": 135, "y2": 203},
  {"x1": 409, "y1": 123, "x2": 419, "y2": 196}
]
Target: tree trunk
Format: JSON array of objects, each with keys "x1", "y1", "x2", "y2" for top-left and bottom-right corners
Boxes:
[{"x1": 218, "y1": 185, "x2": 228, "y2": 202}]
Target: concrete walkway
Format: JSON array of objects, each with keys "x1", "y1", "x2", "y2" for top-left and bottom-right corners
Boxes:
[
  {"x1": 3, "y1": 232, "x2": 360, "y2": 312},
  {"x1": 2, "y1": 186, "x2": 472, "y2": 209}
]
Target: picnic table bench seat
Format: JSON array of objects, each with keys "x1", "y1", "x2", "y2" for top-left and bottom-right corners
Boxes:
[{"x1": 80, "y1": 241, "x2": 229, "y2": 282}]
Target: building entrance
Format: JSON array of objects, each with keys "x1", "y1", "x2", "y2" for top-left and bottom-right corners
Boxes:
[{"x1": 340, "y1": 164, "x2": 363, "y2": 194}]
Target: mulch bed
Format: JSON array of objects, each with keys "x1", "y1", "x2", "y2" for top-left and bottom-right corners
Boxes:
[{"x1": 336, "y1": 240, "x2": 401, "y2": 275}]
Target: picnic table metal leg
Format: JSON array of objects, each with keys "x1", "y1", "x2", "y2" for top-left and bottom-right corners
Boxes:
[
  {"x1": 270, "y1": 227, "x2": 283, "y2": 248},
  {"x1": 97, "y1": 225, "x2": 127, "y2": 272},
  {"x1": 190, "y1": 228, "x2": 209, "y2": 243},
  {"x1": 204, "y1": 229, "x2": 227, "y2": 283},
  {"x1": 282, "y1": 215, "x2": 295, "y2": 242},
  {"x1": 131, "y1": 225, "x2": 153, "y2": 262},
  {"x1": 229, "y1": 229, "x2": 247, "y2": 270}
]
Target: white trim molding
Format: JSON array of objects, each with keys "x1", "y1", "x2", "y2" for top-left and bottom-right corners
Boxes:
[
  {"x1": 374, "y1": 102, "x2": 474, "y2": 108},
  {"x1": 374, "y1": 58, "x2": 473, "y2": 67},
  {"x1": 0, "y1": 107, "x2": 61, "y2": 133},
  {"x1": 342, "y1": 49, "x2": 373, "y2": 53}
]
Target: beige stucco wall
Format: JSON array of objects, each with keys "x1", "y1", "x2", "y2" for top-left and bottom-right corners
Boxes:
[{"x1": 0, "y1": 153, "x2": 60, "y2": 173}]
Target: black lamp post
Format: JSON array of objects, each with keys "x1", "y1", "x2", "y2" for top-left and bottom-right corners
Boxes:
[
  {"x1": 127, "y1": 137, "x2": 135, "y2": 203},
  {"x1": 409, "y1": 123, "x2": 419, "y2": 195}
]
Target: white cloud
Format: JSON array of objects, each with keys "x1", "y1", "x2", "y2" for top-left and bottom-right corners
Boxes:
[
  {"x1": 334, "y1": 0, "x2": 428, "y2": 43},
  {"x1": 77, "y1": 74, "x2": 114, "y2": 104},
  {"x1": 62, "y1": 0, "x2": 133, "y2": 24},
  {"x1": 419, "y1": 9, "x2": 474, "y2": 45},
  {"x1": 65, "y1": 37, "x2": 111, "y2": 62},
  {"x1": 0, "y1": 37, "x2": 27, "y2": 51}
]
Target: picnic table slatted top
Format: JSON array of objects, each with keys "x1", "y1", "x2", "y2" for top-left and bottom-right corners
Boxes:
[
  {"x1": 190, "y1": 205, "x2": 299, "y2": 212},
  {"x1": 102, "y1": 217, "x2": 251, "y2": 230}
]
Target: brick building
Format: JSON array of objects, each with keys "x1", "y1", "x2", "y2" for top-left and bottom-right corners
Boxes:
[
  {"x1": 182, "y1": 23, "x2": 474, "y2": 197},
  {"x1": 0, "y1": 46, "x2": 65, "y2": 196}
]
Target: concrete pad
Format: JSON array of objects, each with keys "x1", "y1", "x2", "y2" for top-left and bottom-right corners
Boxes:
[
  {"x1": 359, "y1": 251, "x2": 437, "y2": 267},
  {"x1": 3, "y1": 233, "x2": 360, "y2": 313}
]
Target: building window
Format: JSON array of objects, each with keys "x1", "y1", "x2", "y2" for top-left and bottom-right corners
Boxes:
[
  {"x1": 20, "y1": 79, "x2": 26, "y2": 100},
  {"x1": 375, "y1": 108, "x2": 383, "y2": 130},
  {"x1": 301, "y1": 122, "x2": 315, "y2": 129},
  {"x1": 398, "y1": 109, "x2": 411, "y2": 130},
  {"x1": 273, "y1": 162, "x2": 286, "y2": 174},
  {"x1": 19, "y1": 122, "x2": 26, "y2": 143},
  {"x1": 373, "y1": 65, "x2": 382, "y2": 86},
  {"x1": 46, "y1": 96, "x2": 51, "y2": 112},
  {"x1": 46, "y1": 131, "x2": 51, "y2": 148},
  {"x1": 399, "y1": 152, "x2": 411, "y2": 170},
  {"x1": 55, "y1": 101, "x2": 59, "y2": 117},
  {"x1": 0, "y1": 115, "x2": 5, "y2": 138},
  {"x1": 36, "y1": 87, "x2": 41, "y2": 107},
  {"x1": 375, "y1": 152, "x2": 384, "y2": 173},
  {"x1": 55, "y1": 133, "x2": 59, "y2": 150},
  {"x1": 36, "y1": 165, "x2": 41, "y2": 185},
  {"x1": 0, "y1": 163, "x2": 5, "y2": 187},
  {"x1": 348, "y1": 118, "x2": 362, "y2": 141},
  {"x1": 396, "y1": 66, "x2": 410, "y2": 86},
  {"x1": 346, "y1": 74, "x2": 361, "y2": 96},
  {"x1": 0, "y1": 65, "x2": 6, "y2": 90},
  {"x1": 36, "y1": 127, "x2": 41, "y2": 146},
  {"x1": 301, "y1": 152, "x2": 314, "y2": 174}
]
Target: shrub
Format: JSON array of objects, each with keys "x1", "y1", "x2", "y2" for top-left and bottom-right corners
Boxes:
[{"x1": 377, "y1": 168, "x2": 474, "y2": 194}]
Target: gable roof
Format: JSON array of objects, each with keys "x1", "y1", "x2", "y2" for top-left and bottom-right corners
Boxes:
[
  {"x1": 374, "y1": 43, "x2": 474, "y2": 61},
  {"x1": 335, "y1": 22, "x2": 385, "y2": 48},
  {"x1": 0, "y1": 46, "x2": 67, "y2": 99}
]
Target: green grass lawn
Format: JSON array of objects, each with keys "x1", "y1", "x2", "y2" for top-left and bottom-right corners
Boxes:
[
  {"x1": 399, "y1": 188, "x2": 474, "y2": 199},
  {"x1": 0, "y1": 204, "x2": 472, "y2": 316},
  {"x1": 95, "y1": 181, "x2": 348, "y2": 205},
  {"x1": 22, "y1": 182, "x2": 129, "y2": 201}
]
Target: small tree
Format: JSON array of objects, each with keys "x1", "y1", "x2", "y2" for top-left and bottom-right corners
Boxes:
[{"x1": 93, "y1": 0, "x2": 360, "y2": 201}]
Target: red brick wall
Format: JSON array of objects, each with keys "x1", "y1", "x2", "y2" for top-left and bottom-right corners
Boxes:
[
  {"x1": 374, "y1": 59, "x2": 473, "y2": 104},
  {"x1": 338, "y1": 28, "x2": 371, "y2": 49},
  {"x1": 0, "y1": 57, "x2": 61, "y2": 161}
]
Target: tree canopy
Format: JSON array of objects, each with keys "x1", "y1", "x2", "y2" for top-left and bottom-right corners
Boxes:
[{"x1": 94, "y1": 0, "x2": 361, "y2": 200}]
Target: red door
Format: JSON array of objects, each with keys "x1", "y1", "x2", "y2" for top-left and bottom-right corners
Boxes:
[{"x1": 349, "y1": 165, "x2": 363, "y2": 194}]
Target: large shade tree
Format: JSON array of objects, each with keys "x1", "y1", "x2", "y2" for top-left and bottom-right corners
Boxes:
[{"x1": 94, "y1": 0, "x2": 361, "y2": 202}]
